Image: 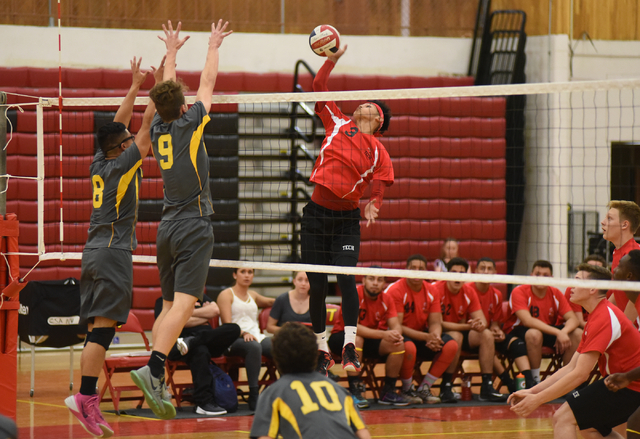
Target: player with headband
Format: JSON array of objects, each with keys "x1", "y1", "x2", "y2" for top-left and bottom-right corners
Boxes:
[{"x1": 301, "y1": 43, "x2": 395, "y2": 376}]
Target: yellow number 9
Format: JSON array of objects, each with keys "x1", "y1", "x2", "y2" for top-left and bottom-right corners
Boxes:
[{"x1": 158, "y1": 134, "x2": 174, "y2": 170}]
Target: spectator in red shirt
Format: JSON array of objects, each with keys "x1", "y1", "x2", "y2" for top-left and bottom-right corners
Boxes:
[
  {"x1": 510, "y1": 263, "x2": 640, "y2": 439},
  {"x1": 469, "y1": 257, "x2": 535, "y2": 391},
  {"x1": 503, "y1": 260, "x2": 581, "y2": 385},
  {"x1": 601, "y1": 200, "x2": 640, "y2": 319},
  {"x1": 328, "y1": 274, "x2": 412, "y2": 407},
  {"x1": 301, "y1": 44, "x2": 395, "y2": 378},
  {"x1": 606, "y1": 250, "x2": 640, "y2": 439},
  {"x1": 384, "y1": 254, "x2": 459, "y2": 404},
  {"x1": 437, "y1": 257, "x2": 508, "y2": 402}
]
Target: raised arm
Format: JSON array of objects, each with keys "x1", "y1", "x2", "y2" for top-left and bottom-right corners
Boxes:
[
  {"x1": 158, "y1": 20, "x2": 191, "y2": 82},
  {"x1": 113, "y1": 57, "x2": 148, "y2": 126},
  {"x1": 196, "y1": 19, "x2": 233, "y2": 113}
]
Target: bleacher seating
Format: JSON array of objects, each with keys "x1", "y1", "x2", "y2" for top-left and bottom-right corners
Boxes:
[{"x1": 3, "y1": 66, "x2": 507, "y2": 329}]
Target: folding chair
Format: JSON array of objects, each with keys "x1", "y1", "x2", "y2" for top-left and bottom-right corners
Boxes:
[{"x1": 98, "y1": 311, "x2": 151, "y2": 414}]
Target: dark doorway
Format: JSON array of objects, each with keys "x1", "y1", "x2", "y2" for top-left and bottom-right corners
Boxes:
[{"x1": 611, "y1": 142, "x2": 640, "y2": 204}]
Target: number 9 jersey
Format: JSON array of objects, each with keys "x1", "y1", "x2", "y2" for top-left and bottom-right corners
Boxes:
[
  {"x1": 150, "y1": 101, "x2": 215, "y2": 221},
  {"x1": 250, "y1": 372, "x2": 367, "y2": 439}
]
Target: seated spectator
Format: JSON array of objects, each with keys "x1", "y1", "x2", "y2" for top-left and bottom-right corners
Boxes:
[
  {"x1": 384, "y1": 254, "x2": 458, "y2": 404},
  {"x1": 217, "y1": 268, "x2": 276, "y2": 411},
  {"x1": 503, "y1": 260, "x2": 581, "y2": 385},
  {"x1": 435, "y1": 257, "x2": 508, "y2": 402},
  {"x1": 154, "y1": 295, "x2": 240, "y2": 416},
  {"x1": 250, "y1": 322, "x2": 371, "y2": 439},
  {"x1": 563, "y1": 254, "x2": 606, "y2": 329},
  {"x1": 328, "y1": 273, "x2": 412, "y2": 407},
  {"x1": 434, "y1": 237, "x2": 459, "y2": 272},
  {"x1": 468, "y1": 257, "x2": 535, "y2": 391},
  {"x1": 266, "y1": 271, "x2": 311, "y2": 334}
]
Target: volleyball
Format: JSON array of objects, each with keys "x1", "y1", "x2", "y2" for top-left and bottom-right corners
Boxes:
[{"x1": 309, "y1": 24, "x2": 340, "y2": 57}]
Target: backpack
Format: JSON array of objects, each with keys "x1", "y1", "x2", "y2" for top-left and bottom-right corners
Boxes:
[{"x1": 210, "y1": 363, "x2": 238, "y2": 413}]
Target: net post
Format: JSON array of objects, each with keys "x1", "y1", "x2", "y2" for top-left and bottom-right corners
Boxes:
[
  {"x1": 36, "y1": 100, "x2": 45, "y2": 256},
  {"x1": 0, "y1": 92, "x2": 6, "y2": 216}
]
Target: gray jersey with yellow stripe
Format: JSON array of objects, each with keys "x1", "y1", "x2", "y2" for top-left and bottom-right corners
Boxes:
[
  {"x1": 150, "y1": 101, "x2": 214, "y2": 221},
  {"x1": 250, "y1": 372, "x2": 365, "y2": 439},
  {"x1": 85, "y1": 145, "x2": 143, "y2": 250}
]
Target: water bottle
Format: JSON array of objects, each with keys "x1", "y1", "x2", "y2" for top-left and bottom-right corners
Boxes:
[
  {"x1": 515, "y1": 373, "x2": 526, "y2": 390},
  {"x1": 461, "y1": 374, "x2": 472, "y2": 401}
]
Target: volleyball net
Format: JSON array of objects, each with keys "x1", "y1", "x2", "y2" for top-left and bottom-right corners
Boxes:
[{"x1": 4, "y1": 76, "x2": 640, "y2": 293}]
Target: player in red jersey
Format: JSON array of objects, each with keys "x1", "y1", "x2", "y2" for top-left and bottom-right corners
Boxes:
[
  {"x1": 601, "y1": 200, "x2": 640, "y2": 320},
  {"x1": 606, "y1": 249, "x2": 640, "y2": 439},
  {"x1": 301, "y1": 44, "x2": 394, "y2": 377},
  {"x1": 562, "y1": 255, "x2": 606, "y2": 328},
  {"x1": 510, "y1": 263, "x2": 640, "y2": 438},
  {"x1": 503, "y1": 260, "x2": 581, "y2": 384},
  {"x1": 469, "y1": 257, "x2": 535, "y2": 391},
  {"x1": 437, "y1": 257, "x2": 508, "y2": 402},
  {"x1": 328, "y1": 274, "x2": 412, "y2": 407},
  {"x1": 384, "y1": 254, "x2": 459, "y2": 404}
]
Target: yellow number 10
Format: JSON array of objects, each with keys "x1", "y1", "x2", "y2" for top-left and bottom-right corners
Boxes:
[
  {"x1": 290, "y1": 380, "x2": 342, "y2": 415},
  {"x1": 158, "y1": 134, "x2": 174, "y2": 170}
]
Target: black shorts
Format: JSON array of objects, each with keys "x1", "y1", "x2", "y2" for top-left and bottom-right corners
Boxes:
[
  {"x1": 566, "y1": 379, "x2": 640, "y2": 436},
  {"x1": 300, "y1": 201, "x2": 361, "y2": 268},
  {"x1": 494, "y1": 331, "x2": 519, "y2": 356},
  {"x1": 509, "y1": 325, "x2": 563, "y2": 348},
  {"x1": 156, "y1": 217, "x2": 213, "y2": 301},
  {"x1": 408, "y1": 333, "x2": 456, "y2": 361},
  {"x1": 328, "y1": 331, "x2": 384, "y2": 359},
  {"x1": 80, "y1": 247, "x2": 132, "y2": 326}
]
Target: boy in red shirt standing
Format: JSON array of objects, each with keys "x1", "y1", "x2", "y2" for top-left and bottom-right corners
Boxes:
[
  {"x1": 437, "y1": 257, "x2": 508, "y2": 402},
  {"x1": 510, "y1": 263, "x2": 640, "y2": 438},
  {"x1": 301, "y1": 44, "x2": 395, "y2": 377},
  {"x1": 329, "y1": 274, "x2": 412, "y2": 407},
  {"x1": 468, "y1": 257, "x2": 535, "y2": 391},
  {"x1": 601, "y1": 200, "x2": 640, "y2": 319}
]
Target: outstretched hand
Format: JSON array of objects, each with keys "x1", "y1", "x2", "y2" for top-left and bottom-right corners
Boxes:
[
  {"x1": 208, "y1": 19, "x2": 233, "y2": 49},
  {"x1": 150, "y1": 55, "x2": 166, "y2": 84},
  {"x1": 130, "y1": 57, "x2": 149, "y2": 88},
  {"x1": 159, "y1": 20, "x2": 190, "y2": 52},
  {"x1": 328, "y1": 43, "x2": 347, "y2": 64},
  {"x1": 364, "y1": 199, "x2": 379, "y2": 227}
]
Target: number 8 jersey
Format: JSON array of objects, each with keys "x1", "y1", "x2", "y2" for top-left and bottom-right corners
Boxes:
[
  {"x1": 250, "y1": 372, "x2": 366, "y2": 439},
  {"x1": 150, "y1": 101, "x2": 215, "y2": 221},
  {"x1": 85, "y1": 146, "x2": 142, "y2": 250}
]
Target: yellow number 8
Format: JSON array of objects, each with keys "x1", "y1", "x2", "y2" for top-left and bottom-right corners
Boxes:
[
  {"x1": 92, "y1": 175, "x2": 104, "y2": 208},
  {"x1": 158, "y1": 134, "x2": 174, "y2": 170}
]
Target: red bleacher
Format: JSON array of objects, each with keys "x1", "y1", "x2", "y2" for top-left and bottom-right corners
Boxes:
[{"x1": 3, "y1": 66, "x2": 506, "y2": 329}]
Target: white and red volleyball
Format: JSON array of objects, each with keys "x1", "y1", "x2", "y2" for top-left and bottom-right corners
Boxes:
[{"x1": 309, "y1": 25, "x2": 340, "y2": 57}]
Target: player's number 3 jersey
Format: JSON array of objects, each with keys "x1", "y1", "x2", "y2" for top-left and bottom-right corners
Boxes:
[{"x1": 250, "y1": 372, "x2": 365, "y2": 439}]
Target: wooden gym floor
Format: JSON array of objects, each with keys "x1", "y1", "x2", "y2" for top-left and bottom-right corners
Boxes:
[{"x1": 12, "y1": 349, "x2": 562, "y2": 439}]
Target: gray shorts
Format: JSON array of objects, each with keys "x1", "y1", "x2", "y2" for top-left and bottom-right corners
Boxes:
[
  {"x1": 80, "y1": 247, "x2": 133, "y2": 326},
  {"x1": 157, "y1": 217, "x2": 213, "y2": 301}
]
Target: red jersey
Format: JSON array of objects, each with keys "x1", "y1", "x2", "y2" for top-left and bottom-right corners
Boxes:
[
  {"x1": 384, "y1": 278, "x2": 440, "y2": 331},
  {"x1": 608, "y1": 238, "x2": 640, "y2": 312},
  {"x1": 563, "y1": 286, "x2": 589, "y2": 323},
  {"x1": 433, "y1": 281, "x2": 482, "y2": 324},
  {"x1": 578, "y1": 299, "x2": 640, "y2": 392},
  {"x1": 331, "y1": 284, "x2": 396, "y2": 334},
  {"x1": 310, "y1": 60, "x2": 394, "y2": 210},
  {"x1": 503, "y1": 285, "x2": 573, "y2": 334},
  {"x1": 467, "y1": 283, "x2": 504, "y2": 325}
]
